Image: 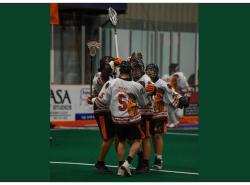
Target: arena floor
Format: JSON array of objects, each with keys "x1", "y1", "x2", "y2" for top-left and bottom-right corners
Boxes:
[{"x1": 50, "y1": 127, "x2": 199, "y2": 182}]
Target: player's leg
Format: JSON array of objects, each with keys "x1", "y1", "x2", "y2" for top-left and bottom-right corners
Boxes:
[
  {"x1": 128, "y1": 139, "x2": 142, "y2": 159},
  {"x1": 152, "y1": 118, "x2": 167, "y2": 170},
  {"x1": 151, "y1": 119, "x2": 157, "y2": 157},
  {"x1": 168, "y1": 105, "x2": 179, "y2": 128},
  {"x1": 97, "y1": 138, "x2": 114, "y2": 161},
  {"x1": 153, "y1": 135, "x2": 163, "y2": 157},
  {"x1": 142, "y1": 137, "x2": 151, "y2": 168},
  {"x1": 152, "y1": 134, "x2": 163, "y2": 169},
  {"x1": 123, "y1": 139, "x2": 142, "y2": 176},
  {"x1": 116, "y1": 125, "x2": 128, "y2": 176},
  {"x1": 94, "y1": 111, "x2": 114, "y2": 173},
  {"x1": 114, "y1": 137, "x2": 119, "y2": 153},
  {"x1": 117, "y1": 141, "x2": 126, "y2": 161},
  {"x1": 134, "y1": 123, "x2": 144, "y2": 170},
  {"x1": 97, "y1": 112, "x2": 115, "y2": 161},
  {"x1": 173, "y1": 108, "x2": 183, "y2": 127},
  {"x1": 120, "y1": 124, "x2": 143, "y2": 177},
  {"x1": 136, "y1": 117, "x2": 151, "y2": 174}
]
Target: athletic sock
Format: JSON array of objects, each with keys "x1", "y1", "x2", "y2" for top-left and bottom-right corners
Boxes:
[
  {"x1": 127, "y1": 156, "x2": 133, "y2": 164},
  {"x1": 119, "y1": 160, "x2": 125, "y2": 167},
  {"x1": 143, "y1": 159, "x2": 149, "y2": 167},
  {"x1": 96, "y1": 161, "x2": 105, "y2": 166},
  {"x1": 155, "y1": 154, "x2": 163, "y2": 160}
]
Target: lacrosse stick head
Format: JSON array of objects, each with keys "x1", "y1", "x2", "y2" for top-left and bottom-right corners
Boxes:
[
  {"x1": 87, "y1": 40, "x2": 101, "y2": 57},
  {"x1": 108, "y1": 7, "x2": 118, "y2": 26}
]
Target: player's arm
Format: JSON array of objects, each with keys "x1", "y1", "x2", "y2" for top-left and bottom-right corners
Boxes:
[
  {"x1": 167, "y1": 83, "x2": 189, "y2": 108},
  {"x1": 146, "y1": 82, "x2": 157, "y2": 95},
  {"x1": 143, "y1": 76, "x2": 157, "y2": 95},
  {"x1": 87, "y1": 90, "x2": 98, "y2": 104},
  {"x1": 162, "y1": 83, "x2": 183, "y2": 109},
  {"x1": 87, "y1": 75, "x2": 99, "y2": 104},
  {"x1": 94, "y1": 81, "x2": 112, "y2": 109}
]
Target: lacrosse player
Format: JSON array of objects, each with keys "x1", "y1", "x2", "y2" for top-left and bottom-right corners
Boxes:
[
  {"x1": 129, "y1": 52, "x2": 156, "y2": 174},
  {"x1": 94, "y1": 61, "x2": 149, "y2": 177},
  {"x1": 147, "y1": 63, "x2": 190, "y2": 169},
  {"x1": 87, "y1": 56, "x2": 121, "y2": 174},
  {"x1": 163, "y1": 71, "x2": 191, "y2": 128}
]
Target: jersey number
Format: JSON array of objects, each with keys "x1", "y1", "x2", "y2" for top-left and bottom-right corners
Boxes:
[{"x1": 118, "y1": 94, "x2": 127, "y2": 111}]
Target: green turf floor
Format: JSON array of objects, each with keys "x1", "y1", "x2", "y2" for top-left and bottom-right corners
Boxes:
[{"x1": 50, "y1": 128, "x2": 199, "y2": 181}]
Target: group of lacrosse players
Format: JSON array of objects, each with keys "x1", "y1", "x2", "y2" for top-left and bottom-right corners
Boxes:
[{"x1": 87, "y1": 51, "x2": 190, "y2": 177}]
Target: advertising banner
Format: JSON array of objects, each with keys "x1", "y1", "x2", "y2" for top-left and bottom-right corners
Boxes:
[{"x1": 50, "y1": 85, "x2": 97, "y2": 127}]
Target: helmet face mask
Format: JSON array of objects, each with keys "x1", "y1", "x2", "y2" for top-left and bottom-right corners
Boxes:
[
  {"x1": 131, "y1": 59, "x2": 144, "y2": 81},
  {"x1": 145, "y1": 64, "x2": 159, "y2": 82},
  {"x1": 146, "y1": 68, "x2": 157, "y2": 80},
  {"x1": 132, "y1": 68, "x2": 143, "y2": 81}
]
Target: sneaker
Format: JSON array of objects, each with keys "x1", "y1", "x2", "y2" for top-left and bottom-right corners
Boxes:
[
  {"x1": 168, "y1": 122, "x2": 179, "y2": 128},
  {"x1": 95, "y1": 163, "x2": 113, "y2": 174},
  {"x1": 135, "y1": 163, "x2": 149, "y2": 174},
  {"x1": 121, "y1": 160, "x2": 132, "y2": 176},
  {"x1": 174, "y1": 122, "x2": 180, "y2": 128},
  {"x1": 117, "y1": 166, "x2": 125, "y2": 176},
  {"x1": 152, "y1": 157, "x2": 163, "y2": 170}
]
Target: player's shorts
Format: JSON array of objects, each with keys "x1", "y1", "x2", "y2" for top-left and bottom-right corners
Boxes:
[
  {"x1": 140, "y1": 115, "x2": 153, "y2": 138},
  {"x1": 94, "y1": 111, "x2": 115, "y2": 141},
  {"x1": 115, "y1": 123, "x2": 145, "y2": 142},
  {"x1": 150, "y1": 117, "x2": 168, "y2": 136}
]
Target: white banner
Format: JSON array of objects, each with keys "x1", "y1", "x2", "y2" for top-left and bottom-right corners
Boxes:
[{"x1": 50, "y1": 85, "x2": 94, "y2": 122}]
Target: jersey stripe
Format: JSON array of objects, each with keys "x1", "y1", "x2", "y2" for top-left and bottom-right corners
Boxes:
[{"x1": 99, "y1": 115, "x2": 108, "y2": 140}]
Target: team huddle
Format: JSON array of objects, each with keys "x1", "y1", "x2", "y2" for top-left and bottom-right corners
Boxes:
[{"x1": 87, "y1": 52, "x2": 190, "y2": 177}]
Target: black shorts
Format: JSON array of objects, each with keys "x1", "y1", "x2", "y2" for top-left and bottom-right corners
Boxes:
[
  {"x1": 115, "y1": 123, "x2": 145, "y2": 142},
  {"x1": 140, "y1": 116, "x2": 153, "y2": 138},
  {"x1": 150, "y1": 118, "x2": 168, "y2": 136},
  {"x1": 94, "y1": 111, "x2": 115, "y2": 141}
]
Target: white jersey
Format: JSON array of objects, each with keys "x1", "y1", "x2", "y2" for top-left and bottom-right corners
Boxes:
[
  {"x1": 95, "y1": 78, "x2": 149, "y2": 124},
  {"x1": 152, "y1": 79, "x2": 168, "y2": 119},
  {"x1": 93, "y1": 72, "x2": 113, "y2": 95},
  {"x1": 162, "y1": 82, "x2": 182, "y2": 109},
  {"x1": 137, "y1": 74, "x2": 154, "y2": 116},
  {"x1": 163, "y1": 72, "x2": 191, "y2": 97},
  {"x1": 162, "y1": 72, "x2": 188, "y2": 126}
]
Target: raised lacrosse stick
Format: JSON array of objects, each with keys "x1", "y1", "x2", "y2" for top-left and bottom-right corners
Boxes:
[
  {"x1": 108, "y1": 7, "x2": 119, "y2": 58},
  {"x1": 87, "y1": 40, "x2": 101, "y2": 96}
]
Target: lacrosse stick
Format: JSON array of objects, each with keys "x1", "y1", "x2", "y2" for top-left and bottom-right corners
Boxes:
[
  {"x1": 108, "y1": 7, "x2": 119, "y2": 58},
  {"x1": 87, "y1": 40, "x2": 101, "y2": 96}
]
